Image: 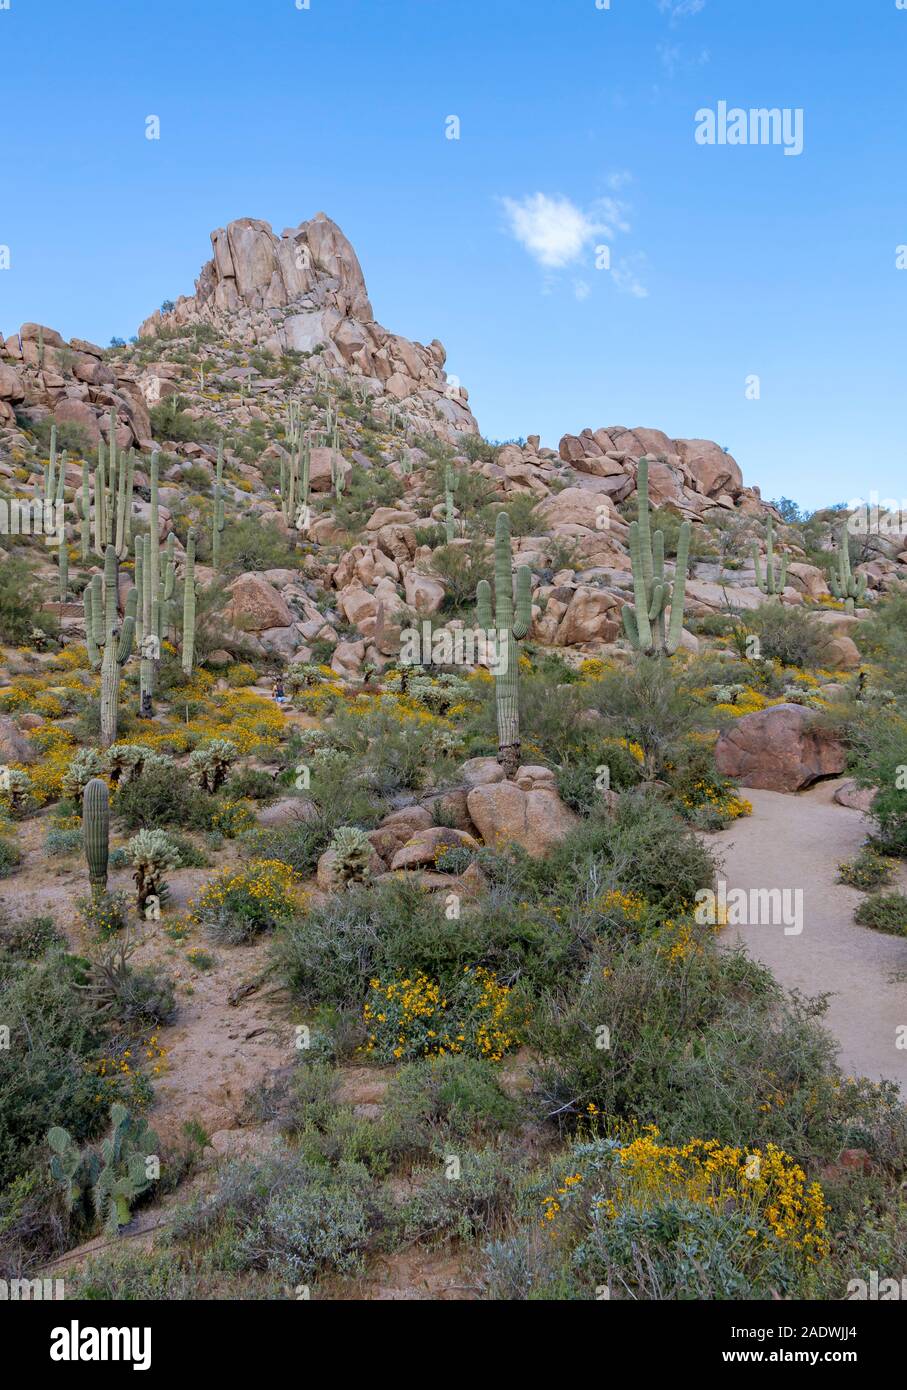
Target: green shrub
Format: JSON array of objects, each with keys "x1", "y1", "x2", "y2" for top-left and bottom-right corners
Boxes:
[
  {"x1": 0, "y1": 837, "x2": 21, "y2": 878},
  {"x1": 837, "y1": 848, "x2": 895, "y2": 891},
  {"x1": 746, "y1": 603, "x2": 825, "y2": 669},
  {"x1": 171, "y1": 1148, "x2": 375, "y2": 1284},
  {"x1": 113, "y1": 762, "x2": 215, "y2": 832},
  {"x1": 0, "y1": 555, "x2": 54, "y2": 645},
  {"x1": 382, "y1": 1055, "x2": 520, "y2": 1157},
  {"x1": 853, "y1": 892, "x2": 907, "y2": 936}
]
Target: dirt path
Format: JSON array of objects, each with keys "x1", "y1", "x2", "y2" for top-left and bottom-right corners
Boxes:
[{"x1": 713, "y1": 779, "x2": 907, "y2": 1089}]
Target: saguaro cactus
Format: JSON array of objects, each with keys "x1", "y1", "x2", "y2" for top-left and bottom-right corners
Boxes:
[
  {"x1": 212, "y1": 438, "x2": 226, "y2": 570},
  {"x1": 829, "y1": 522, "x2": 867, "y2": 613},
  {"x1": 83, "y1": 777, "x2": 110, "y2": 898},
  {"x1": 84, "y1": 545, "x2": 137, "y2": 746},
  {"x1": 444, "y1": 464, "x2": 457, "y2": 543},
  {"x1": 182, "y1": 528, "x2": 196, "y2": 675},
  {"x1": 621, "y1": 456, "x2": 691, "y2": 656},
  {"x1": 475, "y1": 511, "x2": 532, "y2": 778},
  {"x1": 753, "y1": 514, "x2": 789, "y2": 598}
]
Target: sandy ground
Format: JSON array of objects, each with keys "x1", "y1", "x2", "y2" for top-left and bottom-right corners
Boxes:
[{"x1": 713, "y1": 779, "x2": 907, "y2": 1089}]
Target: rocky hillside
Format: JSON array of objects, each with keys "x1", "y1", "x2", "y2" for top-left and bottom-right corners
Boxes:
[{"x1": 2, "y1": 210, "x2": 907, "y2": 680}]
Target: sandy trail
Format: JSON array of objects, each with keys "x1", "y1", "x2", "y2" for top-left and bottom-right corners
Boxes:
[{"x1": 713, "y1": 779, "x2": 907, "y2": 1089}]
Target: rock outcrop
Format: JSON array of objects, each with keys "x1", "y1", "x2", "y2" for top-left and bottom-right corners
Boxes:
[
  {"x1": 714, "y1": 704, "x2": 847, "y2": 792},
  {"x1": 138, "y1": 212, "x2": 478, "y2": 445}
]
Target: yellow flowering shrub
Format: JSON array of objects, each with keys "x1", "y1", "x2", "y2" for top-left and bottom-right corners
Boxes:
[
  {"x1": 189, "y1": 859, "x2": 303, "y2": 940},
  {"x1": 541, "y1": 1127, "x2": 830, "y2": 1263},
  {"x1": 363, "y1": 966, "x2": 523, "y2": 1063}
]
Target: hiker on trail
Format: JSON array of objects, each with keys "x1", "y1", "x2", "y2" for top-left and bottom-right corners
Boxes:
[{"x1": 272, "y1": 676, "x2": 286, "y2": 704}]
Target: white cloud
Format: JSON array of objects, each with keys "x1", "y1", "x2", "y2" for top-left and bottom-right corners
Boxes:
[
  {"x1": 658, "y1": 0, "x2": 706, "y2": 19},
  {"x1": 611, "y1": 255, "x2": 650, "y2": 299},
  {"x1": 501, "y1": 192, "x2": 628, "y2": 270},
  {"x1": 573, "y1": 280, "x2": 592, "y2": 302}
]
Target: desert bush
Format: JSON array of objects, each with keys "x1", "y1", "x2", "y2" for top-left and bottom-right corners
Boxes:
[
  {"x1": 853, "y1": 891, "x2": 907, "y2": 936},
  {"x1": 218, "y1": 518, "x2": 295, "y2": 575},
  {"x1": 171, "y1": 1147, "x2": 376, "y2": 1285},
  {"x1": 837, "y1": 847, "x2": 895, "y2": 890},
  {"x1": 224, "y1": 767, "x2": 279, "y2": 803},
  {"x1": 0, "y1": 913, "x2": 64, "y2": 960},
  {"x1": 582, "y1": 658, "x2": 713, "y2": 780},
  {"x1": 398, "y1": 1145, "x2": 519, "y2": 1245},
  {"x1": 0, "y1": 837, "x2": 21, "y2": 877},
  {"x1": 76, "y1": 936, "x2": 177, "y2": 1026},
  {"x1": 0, "y1": 555, "x2": 53, "y2": 644},
  {"x1": 113, "y1": 761, "x2": 215, "y2": 832},
  {"x1": 0, "y1": 951, "x2": 116, "y2": 1187},
  {"x1": 363, "y1": 966, "x2": 523, "y2": 1063},
  {"x1": 746, "y1": 603, "x2": 825, "y2": 668},
  {"x1": 429, "y1": 541, "x2": 493, "y2": 612},
  {"x1": 849, "y1": 712, "x2": 907, "y2": 855},
  {"x1": 381, "y1": 1055, "x2": 519, "y2": 1157},
  {"x1": 539, "y1": 792, "x2": 715, "y2": 916},
  {"x1": 192, "y1": 859, "x2": 302, "y2": 944}
]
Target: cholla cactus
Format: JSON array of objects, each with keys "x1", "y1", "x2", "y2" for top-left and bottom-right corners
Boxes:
[
  {"x1": 127, "y1": 828, "x2": 179, "y2": 914},
  {"x1": 829, "y1": 522, "x2": 868, "y2": 613},
  {"x1": 476, "y1": 511, "x2": 532, "y2": 778},
  {"x1": 1, "y1": 767, "x2": 34, "y2": 815},
  {"x1": 188, "y1": 738, "x2": 237, "y2": 792},
  {"x1": 84, "y1": 544, "x2": 137, "y2": 746},
  {"x1": 63, "y1": 747, "x2": 105, "y2": 803},
  {"x1": 105, "y1": 743, "x2": 153, "y2": 787},
  {"x1": 621, "y1": 456, "x2": 691, "y2": 657},
  {"x1": 753, "y1": 514, "x2": 789, "y2": 598},
  {"x1": 329, "y1": 826, "x2": 373, "y2": 885}
]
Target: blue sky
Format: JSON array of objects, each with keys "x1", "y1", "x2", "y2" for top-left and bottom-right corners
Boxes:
[{"x1": 1, "y1": 0, "x2": 905, "y2": 509}]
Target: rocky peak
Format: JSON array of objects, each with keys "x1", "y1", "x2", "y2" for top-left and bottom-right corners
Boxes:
[{"x1": 138, "y1": 211, "x2": 477, "y2": 443}]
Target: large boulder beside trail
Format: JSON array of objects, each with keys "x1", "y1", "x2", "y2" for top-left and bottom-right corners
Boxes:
[{"x1": 715, "y1": 703, "x2": 846, "y2": 792}]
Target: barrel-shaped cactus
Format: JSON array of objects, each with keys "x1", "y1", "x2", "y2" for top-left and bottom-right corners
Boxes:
[
  {"x1": 621, "y1": 456, "x2": 691, "y2": 657},
  {"x1": 476, "y1": 512, "x2": 532, "y2": 778},
  {"x1": 753, "y1": 514, "x2": 789, "y2": 598},
  {"x1": 83, "y1": 777, "x2": 110, "y2": 897},
  {"x1": 829, "y1": 521, "x2": 868, "y2": 613}
]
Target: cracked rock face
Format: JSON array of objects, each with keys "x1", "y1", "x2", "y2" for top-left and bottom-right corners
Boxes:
[{"x1": 137, "y1": 211, "x2": 478, "y2": 443}]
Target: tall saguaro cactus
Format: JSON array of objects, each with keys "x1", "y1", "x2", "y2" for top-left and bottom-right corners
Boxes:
[
  {"x1": 84, "y1": 545, "x2": 137, "y2": 747},
  {"x1": 444, "y1": 464, "x2": 457, "y2": 543},
  {"x1": 212, "y1": 438, "x2": 226, "y2": 571},
  {"x1": 622, "y1": 456, "x2": 691, "y2": 656},
  {"x1": 753, "y1": 514, "x2": 789, "y2": 598},
  {"x1": 182, "y1": 528, "x2": 196, "y2": 676},
  {"x1": 82, "y1": 777, "x2": 110, "y2": 899},
  {"x1": 829, "y1": 521, "x2": 867, "y2": 612},
  {"x1": 476, "y1": 512, "x2": 532, "y2": 778}
]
